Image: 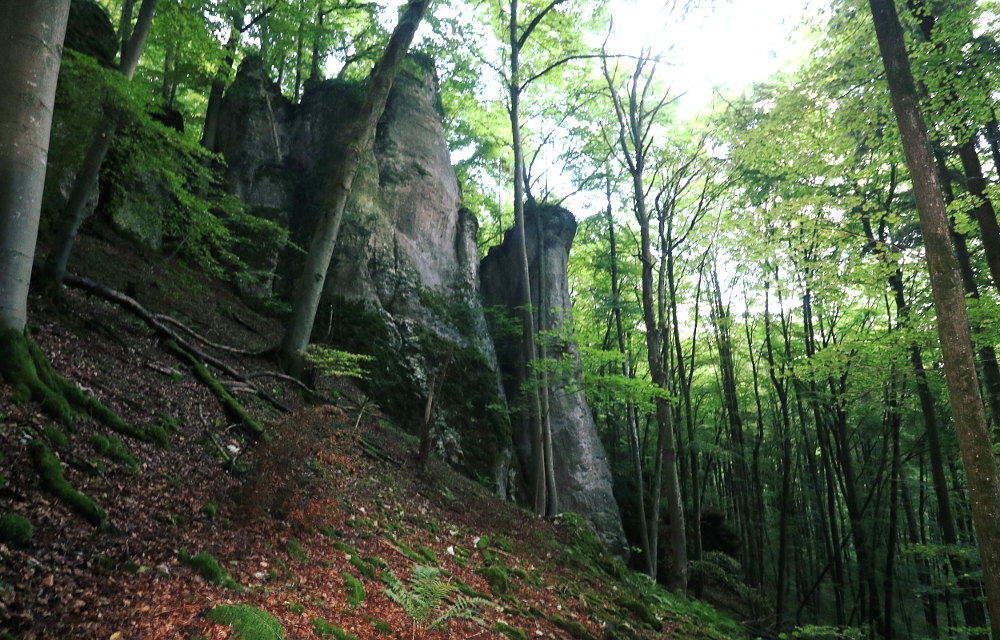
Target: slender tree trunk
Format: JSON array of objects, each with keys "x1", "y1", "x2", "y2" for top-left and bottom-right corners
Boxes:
[
  {"x1": 606, "y1": 181, "x2": 652, "y2": 575},
  {"x1": 869, "y1": 2, "x2": 1000, "y2": 635},
  {"x1": 280, "y1": 0, "x2": 430, "y2": 374},
  {"x1": 201, "y1": 30, "x2": 237, "y2": 152},
  {"x1": 43, "y1": 0, "x2": 158, "y2": 289},
  {"x1": 0, "y1": 0, "x2": 70, "y2": 332}
]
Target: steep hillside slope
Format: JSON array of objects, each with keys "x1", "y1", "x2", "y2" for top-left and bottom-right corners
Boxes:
[{"x1": 0, "y1": 233, "x2": 742, "y2": 639}]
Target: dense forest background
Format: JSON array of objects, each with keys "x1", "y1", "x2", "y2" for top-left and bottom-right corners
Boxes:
[{"x1": 5, "y1": 0, "x2": 1000, "y2": 638}]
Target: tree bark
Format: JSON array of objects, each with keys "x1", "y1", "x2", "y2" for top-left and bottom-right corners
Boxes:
[
  {"x1": 0, "y1": 0, "x2": 70, "y2": 331},
  {"x1": 868, "y1": 1, "x2": 1000, "y2": 636},
  {"x1": 43, "y1": 0, "x2": 158, "y2": 289},
  {"x1": 279, "y1": 0, "x2": 430, "y2": 373}
]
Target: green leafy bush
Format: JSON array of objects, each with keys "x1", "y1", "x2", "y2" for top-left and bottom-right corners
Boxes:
[{"x1": 385, "y1": 565, "x2": 490, "y2": 630}]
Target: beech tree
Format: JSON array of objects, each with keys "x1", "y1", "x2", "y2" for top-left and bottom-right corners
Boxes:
[
  {"x1": 279, "y1": 0, "x2": 431, "y2": 374},
  {"x1": 868, "y1": 0, "x2": 1000, "y2": 635},
  {"x1": 0, "y1": 1, "x2": 71, "y2": 331}
]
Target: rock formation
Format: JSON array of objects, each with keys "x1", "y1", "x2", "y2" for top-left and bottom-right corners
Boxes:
[
  {"x1": 215, "y1": 56, "x2": 513, "y2": 493},
  {"x1": 480, "y1": 201, "x2": 627, "y2": 554}
]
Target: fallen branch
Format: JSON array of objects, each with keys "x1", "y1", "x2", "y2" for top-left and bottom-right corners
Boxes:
[
  {"x1": 155, "y1": 314, "x2": 268, "y2": 357},
  {"x1": 64, "y1": 274, "x2": 291, "y2": 414},
  {"x1": 247, "y1": 370, "x2": 316, "y2": 395}
]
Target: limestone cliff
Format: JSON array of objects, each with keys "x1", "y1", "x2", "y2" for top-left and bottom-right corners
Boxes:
[
  {"x1": 215, "y1": 57, "x2": 512, "y2": 492},
  {"x1": 480, "y1": 201, "x2": 627, "y2": 554}
]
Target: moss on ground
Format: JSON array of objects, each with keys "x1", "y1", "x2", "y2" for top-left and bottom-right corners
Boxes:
[
  {"x1": 285, "y1": 538, "x2": 308, "y2": 562},
  {"x1": 30, "y1": 440, "x2": 107, "y2": 527},
  {"x1": 494, "y1": 621, "x2": 527, "y2": 640},
  {"x1": 163, "y1": 340, "x2": 263, "y2": 436},
  {"x1": 206, "y1": 603, "x2": 284, "y2": 640},
  {"x1": 551, "y1": 614, "x2": 598, "y2": 640},
  {"x1": 312, "y1": 617, "x2": 360, "y2": 640},
  {"x1": 178, "y1": 550, "x2": 241, "y2": 590},
  {"x1": 0, "y1": 330, "x2": 161, "y2": 444},
  {"x1": 0, "y1": 514, "x2": 34, "y2": 546},
  {"x1": 91, "y1": 434, "x2": 139, "y2": 470},
  {"x1": 343, "y1": 572, "x2": 366, "y2": 607},
  {"x1": 369, "y1": 618, "x2": 393, "y2": 635},
  {"x1": 476, "y1": 565, "x2": 510, "y2": 596}
]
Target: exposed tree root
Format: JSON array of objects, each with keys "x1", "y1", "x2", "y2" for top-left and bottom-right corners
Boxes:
[
  {"x1": 154, "y1": 314, "x2": 268, "y2": 357},
  {"x1": 64, "y1": 275, "x2": 291, "y2": 414},
  {"x1": 0, "y1": 328, "x2": 147, "y2": 442}
]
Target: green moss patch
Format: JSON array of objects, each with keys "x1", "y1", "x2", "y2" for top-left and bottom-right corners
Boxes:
[
  {"x1": 476, "y1": 565, "x2": 510, "y2": 596},
  {"x1": 179, "y1": 550, "x2": 241, "y2": 590},
  {"x1": 0, "y1": 514, "x2": 34, "y2": 546},
  {"x1": 206, "y1": 603, "x2": 284, "y2": 640},
  {"x1": 551, "y1": 614, "x2": 598, "y2": 640},
  {"x1": 43, "y1": 424, "x2": 69, "y2": 447},
  {"x1": 30, "y1": 440, "x2": 107, "y2": 527},
  {"x1": 312, "y1": 617, "x2": 360, "y2": 640},
  {"x1": 285, "y1": 538, "x2": 308, "y2": 562},
  {"x1": 494, "y1": 621, "x2": 527, "y2": 640},
  {"x1": 343, "y1": 572, "x2": 366, "y2": 607},
  {"x1": 91, "y1": 434, "x2": 139, "y2": 470},
  {"x1": 614, "y1": 595, "x2": 661, "y2": 631}
]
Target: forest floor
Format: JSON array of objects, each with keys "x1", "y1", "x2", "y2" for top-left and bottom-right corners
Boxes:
[{"x1": 0, "y1": 230, "x2": 742, "y2": 639}]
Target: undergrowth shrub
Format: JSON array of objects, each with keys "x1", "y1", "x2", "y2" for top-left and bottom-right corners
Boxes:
[{"x1": 239, "y1": 406, "x2": 354, "y2": 527}]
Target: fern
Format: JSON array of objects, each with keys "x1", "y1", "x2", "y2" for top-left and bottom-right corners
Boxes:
[{"x1": 384, "y1": 566, "x2": 491, "y2": 630}]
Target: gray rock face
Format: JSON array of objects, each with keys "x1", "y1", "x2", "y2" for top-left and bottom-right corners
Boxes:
[
  {"x1": 480, "y1": 201, "x2": 627, "y2": 554},
  {"x1": 216, "y1": 57, "x2": 512, "y2": 493}
]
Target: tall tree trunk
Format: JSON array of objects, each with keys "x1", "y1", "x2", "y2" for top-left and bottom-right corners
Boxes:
[
  {"x1": 279, "y1": 0, "x2": 430, "y2": 373},
  {"x1": 606, "y1": 181, "x2": 652, "y2": 575},
  {"x1": 868, "y1": 1, "x2": 1000, "y2": 635},
  {"x1": 508, "y1": 0, "x2": 546, "y2": 516},
  {"x1": 0, "y1": 0, "x2": 70, "y2": 332},
  {"x1": 43, "y1": 0, "x2": 159, "y2": 290}
]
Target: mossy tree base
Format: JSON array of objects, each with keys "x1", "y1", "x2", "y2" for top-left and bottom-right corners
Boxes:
[{"x1": 0, "y1": 329, "x2": 148, "y2": 442}]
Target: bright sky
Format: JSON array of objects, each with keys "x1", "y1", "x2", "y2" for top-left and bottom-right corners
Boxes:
[{"x1": 607, "y1": 0, "x2": 818, "y2": 114}]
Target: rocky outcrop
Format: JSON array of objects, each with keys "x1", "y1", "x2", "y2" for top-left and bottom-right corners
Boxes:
[
  {"x1": 480, "y1": 201, "x2": 627, "y2": 554},
  {"x1": 215, "y1": 56, "x2": 513, "y2": 493}
]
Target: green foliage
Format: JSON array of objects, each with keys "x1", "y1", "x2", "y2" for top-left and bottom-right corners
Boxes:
[
  {"x1": 199, "y1": 502, "x2": 219, "y2": 518},
  {"x1": 779, "y1": 625, "x2": 869, "y2": 640},
  {"x1": 384, "y1": 565, "x2": 490, "y2": 630},
  {"x1": 206, "y1": 604, "x2": 284, "y2": 640},
  {"x1": 0, "y1": 514, "x2": 34, "y2": 547},
  {"x1": 91, "y1": 434, "x2": 139, "y2": 470},
  {"x1": 178, "y1": 550, "x2": 241, "y2": 590},
  {"x1": 343, "y1": 572, "x2": 366, "y2": 608},
  {"x1": 613, "y1": 596, "x2": 661, "y2": 632},
  {"x1": 369, "y1": 618, "x2": 393, "y2": 635},
  {"x1": 285, "y1": 602, "x2": 305, "y2": 615},
  {"x1": 30, "y1": 440, "x2": 107, "y2": 527},
  {"x1": 302, "y1": 345, "x2": 374, "y2": 379}
]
